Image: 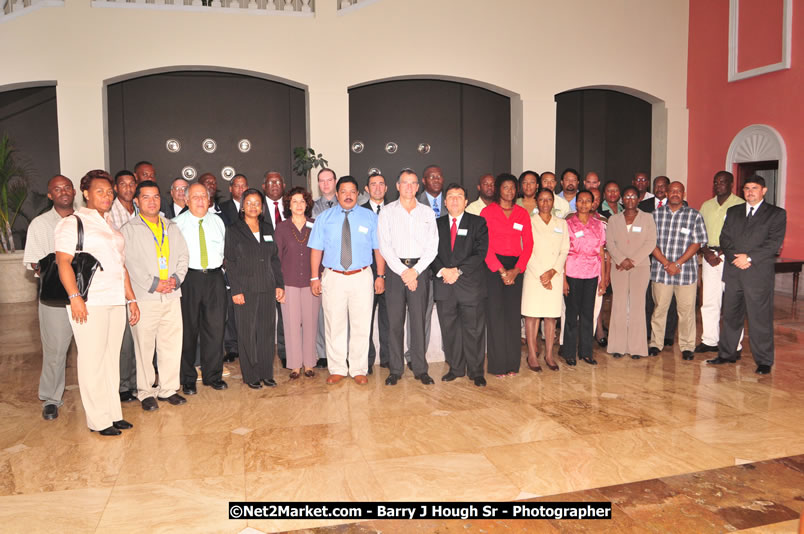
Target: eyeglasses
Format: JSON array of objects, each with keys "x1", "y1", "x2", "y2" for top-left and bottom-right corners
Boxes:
[{"x1": 171, "y1": 186, "x2": 188, "y2": 192}]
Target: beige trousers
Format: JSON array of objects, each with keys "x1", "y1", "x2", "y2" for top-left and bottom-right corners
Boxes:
[
  {"x1": 131, "y1": 299, "x2": 183, "y2": 401},
  {"x1": 651, "y1": 282, "x2": 697, "y2": 352},
  {"x1": 321, "y1": 267, "x2": 373, "y2": 377},
  {"x1": 68, "y1": 305, "x2": 126, "y2": 431}
]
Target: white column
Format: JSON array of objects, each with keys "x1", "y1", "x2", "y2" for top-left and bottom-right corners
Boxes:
[{"x1": 56, "y1": 82, "x2": 107, "y2": 190}]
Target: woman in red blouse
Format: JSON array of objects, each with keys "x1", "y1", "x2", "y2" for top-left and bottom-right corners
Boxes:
[{"x1": 481, "y1": 173, "x2": 534, "y2": 376}]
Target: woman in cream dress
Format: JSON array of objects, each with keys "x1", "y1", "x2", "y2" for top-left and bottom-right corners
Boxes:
[{"x1": 522, "y1": 189, "x2": 569, "y2": 372}]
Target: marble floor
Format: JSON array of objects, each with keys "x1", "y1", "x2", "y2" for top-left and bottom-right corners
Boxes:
[{"x1": 1, "y1": 295, "x2": 803, "y2": 533}]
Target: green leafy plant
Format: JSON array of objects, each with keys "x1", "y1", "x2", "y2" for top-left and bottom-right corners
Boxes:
[
  {"x1": 0, "y1": 135, "x2": 29, "y2": 253},
  {"x1": 292, "y1": 147, "x2": 328, "y2": 177}
]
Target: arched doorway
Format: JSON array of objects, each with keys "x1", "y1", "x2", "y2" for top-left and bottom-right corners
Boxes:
[{"x1": 725, "y1": 124, "x2": 786, "y2": 207}]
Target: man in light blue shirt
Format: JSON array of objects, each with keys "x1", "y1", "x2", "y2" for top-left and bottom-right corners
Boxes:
[
  {"x1": 558, "y1": 168, "x2": 579, "y2": 213},
  {"x1": 309, "y1": 176, "x2": 386, "y2": 385}
]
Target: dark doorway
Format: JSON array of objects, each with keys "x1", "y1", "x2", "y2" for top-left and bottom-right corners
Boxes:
[
  {"x1": 555, "y1": 89, "x2": 652, "y2": 188},
  {"x1": 737, "y1": 160, "x2": 778, "y2": 205},
  {"x1": 349, "y1": 79, "x2": 511, "y2": 200}
]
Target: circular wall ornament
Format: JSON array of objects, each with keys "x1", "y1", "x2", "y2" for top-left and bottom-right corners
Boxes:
[
  {"x1": 238, "y1": 139, "x2": 251, "y2": 153},
  {"x1": 202, "y1": 138, "x2": 217, "y2": 153},
  {"x1": 221, "y1": 166, "x2": 236, "y2": 181},
  {"x1": 384, "y1": 142, "x2": 398, "y2": 154},
  {"x1": 181, "y1": 166, "x2": 197, "y2": 180},
  {"x1": 166, "y1": 139, "x2": 181, "y2": 153},
  {"x1": 417, "y1": 143, "x2": 431, "y2": 154},
  {"x1": 368, "y1": 167, "x2": 381, "y2": 176},
  {"x1": 351, "y1": 140, "x2": 365, "y2": 153}
]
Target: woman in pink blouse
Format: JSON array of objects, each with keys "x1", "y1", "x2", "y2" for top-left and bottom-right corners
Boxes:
[
  {"x1": 481, "y1": 173, "x2": 534, "y2": 377},
  {"x1": 55, "y1": 170, "x2": 140, "y2": 436},
  {"x1": 561, "y1": 189, "x2": 606, "y2": 366}
]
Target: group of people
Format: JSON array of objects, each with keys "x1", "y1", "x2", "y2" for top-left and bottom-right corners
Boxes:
[{"x1": 23, "y1": 161, "x2": 786, "y2": 436}]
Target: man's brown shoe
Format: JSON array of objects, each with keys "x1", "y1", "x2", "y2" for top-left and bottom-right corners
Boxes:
[
  {"x1": 326, "y1": 374, "x2": 345, "y2": 384},
  {"x1": 354, "y1": 375, "x2": 368, "y2": 385}
]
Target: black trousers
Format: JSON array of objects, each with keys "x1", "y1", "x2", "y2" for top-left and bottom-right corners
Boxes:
[
  {"x1": 386, "y1": 268, "x2": 430, "y2": 377},
  {"x1": 276, "y1": 302, "x2": 286, "y2": 361},
  {"x1": 719, "y1": 272, "x2": 775, "y2": 366},
  {"x1": 645, "y1": 286, "x2": 677, "y2": 342},
  {"x1": 224, "y1": 287, "x2": 238, "y2": 354},
  {"x1": 368, "y1": 292, "x2": 389, "y2": 368},
  {"x1": 180, "y1": 269, "x2": 226, "y2": 386},
  {"x1": 563, "y1": 276, "x2": 598, "y2": 360},
  {"x1": 485, "y1": 255, "x2": 523, "y2": 375},
  {"x1": 235, "y1": 291, "x2": 277, "y2": 383},
  {"x1": 437, "y1": 295, "x2": 486, "y2": 379}
]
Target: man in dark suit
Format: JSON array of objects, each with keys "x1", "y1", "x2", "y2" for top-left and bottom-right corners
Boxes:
[
  {"x1": 162, "y1": 177, "x2": 189, "y2": 219},
  {"x1": 261, "y1": 171, "x2": 287, "y2": 367},
  {"x1": 362, "y1": 172, "x2": 390, "y2": 374},
  {"x1": 707, "y1": 175, "x2": 786, "y2": 374},
  {"x1": 220, "y1": 174, "x2": 248, "y2": 227},
  {"x1": 431, "y1": 183, "x2": 489, "y2": 387}
]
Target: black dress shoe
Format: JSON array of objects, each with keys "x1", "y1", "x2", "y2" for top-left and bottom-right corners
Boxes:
[
  {"x1": 385, "y1": 374, "x2": 400, "y2": 386},
  {"x1": 209, "y1": 380, "x2": 228, "y2": 390},
  {"x1": 223, "y1": 352, "x2": 238, "y2": 363},
  {"x1": 262, "y1": 378, "x2": 277, "y2": 387},
  {"x1": 648, "y1": 347, "x2": 661, "y2": 357},
  {"x1": 473, "y1": 376, "x2": 487, "y2": 387},
  {"x1": 631, "y1": 354, "x2": 642, "y2": 360},
  {"x1": 246, "y1": 382, "x2": 262, "y2": 390},
  {"x1": 92, "y1": 426, "x2": 121, "y2": 436},
  {"x1": 141, "y1": 397, "x2": 159, "y2": 411},
  {"x1": 112, "y1": 419, "x2": 133, "y2": 430},
  {"x1": 182, "y1": 383, "x2": 197, "y2": 395},
  {"x1": 581, "y1": 356, "x2": 598, "y2": 365},
  {"x1": 279, "y1": 359, "x2": 287, "y2": 369},
  {"x1": 682, "y1": 351, "x2": 695, "y2": 361},
  {"x1": 565, "y1": 358, "x2": 577, "y2": 366},
  {"x1": 42, "y1": 404, "x2": 59, "y2": 420},
  {"x1": 441, "y1": 371, "x2": 459, "y2": 382},
  {"x1": 367, "y1": 366, "x2": 374, "y2": 375},
  {"x1": 694, "y1": 343, "x2": 718, "y2": 353},
  {"x1": 755, "y1": 365, "x2": 771, "y2": 375},
  {"x1": 119, "y1": 390, "x2": 137, "y2": 403},
  {"x1": 706, "y1": 356, "x2": 736, "y2": 365},
  {"x1": 406, "y1": 361, "x2": 413, "y2": 371},
  {"x1": 611, "y1": 352, "x2": 623, "y2": 359},
  {"x1": 315, "y1": 358, "x2": 327, "y2": 369},
  {"x1": 664, "y1": 338, "x2": 674, "y2": 347},
  {"x1": 416, "y1": 373, "x2": 435, "y2": 385},
  {"x1": 157, "y1": 394, "x2": 187, "y2": 406},
  {"x1": 596, "y1": 337, "x2": 608, "y2": 347}
]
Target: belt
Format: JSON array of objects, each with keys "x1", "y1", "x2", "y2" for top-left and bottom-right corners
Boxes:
[
  {"x1": 707, "y1": 246, "x2": 723, "y2": 253},
  {"x1": 188, "y1": 267, "x2": 222, "y2": 273},
  {"x1": 329, "y1": 266, "x2": 369, "y2": 276},
  {"x1": 399, "y1": 258, "x2": 419, "y2": 268}
]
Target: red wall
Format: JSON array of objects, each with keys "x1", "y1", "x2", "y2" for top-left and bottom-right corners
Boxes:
[{"x1": 687, "y1": 0, "x2": 804, "y2": 256}]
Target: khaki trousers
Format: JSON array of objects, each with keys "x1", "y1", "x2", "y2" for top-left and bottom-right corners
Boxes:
[
  {"x1": 321, "y1": 267, "x2": 373, "y2": 377},
  {"x1": 651, "y1": 282, "x2": 697, "y2": 352},
  {"x1": 608, "y1": 265, "x2": 651, "y2": 356},
  {"x1": 131, "y1": 299, "x2": 183, "y2": 401},
  {"x1": 38, "y1": 302, "x2": 73, "y2": 407},
  {"x1": 68, "y1": 305, "x2": 126, "y2": 431}
]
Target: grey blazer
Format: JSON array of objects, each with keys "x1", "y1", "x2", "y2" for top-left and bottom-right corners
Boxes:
[{"x1": 606, "y1": 209, "x2": 657, "y2": 268}]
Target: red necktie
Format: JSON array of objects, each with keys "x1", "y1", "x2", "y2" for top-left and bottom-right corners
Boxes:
[
  {"x1": 274, "y1": 201, "x2": 281, "y2": 227},
  {"x1": 450, "y1": 218, "x2": 457, "y2": 250},
  {"x1": 658, "y1": 199, "x2": 664, "y2": 208}
]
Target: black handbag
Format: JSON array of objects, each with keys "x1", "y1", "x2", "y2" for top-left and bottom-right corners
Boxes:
[{"x1": 38, "y1": 214, "x2": 104, "y2": 304}]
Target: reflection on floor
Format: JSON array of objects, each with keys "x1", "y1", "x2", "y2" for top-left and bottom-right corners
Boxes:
[{"x1": 1, "y1": 295, "x2": 803, "y2": 533}]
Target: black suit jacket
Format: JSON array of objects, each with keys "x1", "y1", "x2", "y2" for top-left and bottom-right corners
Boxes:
[
  {"x1": 223, "y1": 219, "x2": 284, "y2": 296},
  {"x1": 361, "y1": 200, "x2": 384, "y2": 276},
  {"x1": 161, "y1": 201, "x2": 186, "y2": 219},
  {"x1": 430, "y1": 212, "x2": 489, "y2": 303},
  {"x1": 720, "y1": 202, "x2": 786, "y2": 282},
  {"x1": 220, "y1": 199, "x2": 239, "y2": 227}
]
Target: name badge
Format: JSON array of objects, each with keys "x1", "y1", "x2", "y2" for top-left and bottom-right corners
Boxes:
[
  {"x1": 263, "y1": 235, "x2": 273, "y2": 242},
  {"x1": 457, "y1": 228, "x2": 468, "y2": 236},
  {"x1": 158, "y1": 256, "x2": 168, "y2": 270},
  {"x1": 513, "y1": 222, "x2": 523, "y2": 231},
  {"x1": 554, "y1": 209, "x2": 564, "y2": 217},
  {"x1": 575, "y1": 230, "x2": 584, "y2": 238},
  {"x1": 632, "y1": 226, "x2": 642, "y2": 233},
  {"x1": 358, "y1": 225, "x2": 369, "y2": 234},
  {"x1": 553, "y1": 227, "x2": 563, "y2": 234},
  {"x1": 305, "y1": 221, "x2": 314, "y2": 229},
  {"x1": 532, "y1": 208, "x2": 538, "y2": 214},
  {"x1": 680, "y1": 227, "x2": 690, "y2": 235}
]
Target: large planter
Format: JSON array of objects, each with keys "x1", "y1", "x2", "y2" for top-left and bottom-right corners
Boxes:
[{"x1": 0, "y1": 251, "x2": 38, "y2": 303}]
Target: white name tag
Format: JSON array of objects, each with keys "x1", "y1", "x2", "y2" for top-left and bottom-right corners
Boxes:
[
  {"x1": 513, "y1": 222, "x2": 523, "y2": 231},
  {"x1": 305, "y1": 221, "x2": 314, "y2": 229},
  {"x1": 358, "y1": 225, "x2": 368, "y2": 234},
  {"x1": 680, "y1": 227, "x2": 690, "y2": 235},
  {"x1": 575, "y1": 230, "x2": 584, "y2": 238},
  {"x1": 553, "y1": 227, "x2": 563, "y2": 234},
  {"x1": 533, "y1": 208, "x2": 538, "y2": 214},
  {"x1": 263, "y1": 235, "x2": 273, "y2": 242},
  {"x1": 457, "y1": 228, "x2": 468, "y2": 236},
  {"x1": 632, "y1": 226, "x2": 642, "y2": 233},
  {"x1": 554, "y1": 209, "x2": 564, "y2": 217}
]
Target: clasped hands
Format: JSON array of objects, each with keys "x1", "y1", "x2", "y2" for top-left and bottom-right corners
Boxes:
[
  {"x1": 440, "y1": 267, "x2": 461, "y2": 285},
  {"x1": 499, "y1": 267, "x2": 520, "y2": 286},
  {"x1": 732, "y1": 253, "x2": 751, "y2": 270},
  {"x1": 155, "y1": 277, "x2": 178, "y2": 294},
  {"x1": 401, "y1": 267, "x2": 419, "y2": 291}
]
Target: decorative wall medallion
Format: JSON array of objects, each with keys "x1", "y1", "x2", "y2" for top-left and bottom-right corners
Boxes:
[
  {"x1": 351, "y1": 140, "x2": 365, "y2": 153},
  {"x1": 368, "y1": 167, "x2": 381, "y2": 176},
  {"x1": 202, "y1": 138, "x2": 217, "y2": 153},
  {"x1": 181, "y1": 166, "x2": 197, "y2": 180},
  {"x1": 166, "y1": 139, "x2": 181, "y2": 153},
  {"x1": 221, "y1": 166, "x2": 236, "y2": 181},
  {"x1": 417, "y1": 143, "x2": 431, "y2": 154},
  {"x1": 238, "y1": 139, "x2": 251, "y2": 153},
  {"x1": 384, "y1": 142, "x2": 398, "y2": 154}
]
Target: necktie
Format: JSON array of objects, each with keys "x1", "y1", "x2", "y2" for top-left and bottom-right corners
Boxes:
[
  {"x1": 376, "y1": 204, "x2": 381, "y2": 215},
  {"x1": 432, "y1": 198, "x2": 440, "y2": 217},
  {"x1": 340, "y1": 210, "x2": 352, "y2": 270},
  {"x1": 658, "y1": 199, "x2": 664, "y2": 208},
  {"x1": 198, "y1": 219, "x2": 208, "y2": 269},
  {"x1": 450, "y1": 218, "x2": 457, "y2": 251},
  {"x1": 327, "y1": 200, "x2": 333, "y2": 208},
  {"x1": 747, "y1": 206, "x2": 754, "y2": 219},
  {"x1": 274, "y1": 201, "x2": 281, "y2": 227}
]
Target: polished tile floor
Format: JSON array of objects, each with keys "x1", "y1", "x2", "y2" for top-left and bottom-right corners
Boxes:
[{"x1": 1, "y1": 296, "x2": 803, "y2": 533}]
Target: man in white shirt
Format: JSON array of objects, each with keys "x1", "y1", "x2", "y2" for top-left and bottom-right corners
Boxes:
[{"x1": 163, "y1": 178, "x2": 188, "y2": 219}]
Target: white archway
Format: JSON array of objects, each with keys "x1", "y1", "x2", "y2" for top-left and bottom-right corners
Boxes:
[{"x1": 725, "y1": 124, "x2": 787, "y2": 208}]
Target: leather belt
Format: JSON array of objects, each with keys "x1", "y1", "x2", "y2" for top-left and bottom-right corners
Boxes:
[
  {"x1": 329, "y1": 266, "x2": 369, "y2": 275},
  {"x1": 188, "y1": 267, "x2": 222, "y2": 273},
  {"x1": 399, "y1": 258, "x2": 419, "y2": 268}
]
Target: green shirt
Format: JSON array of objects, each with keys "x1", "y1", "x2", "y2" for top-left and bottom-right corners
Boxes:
[{"x1": 699, "y1": 193, "x2": 744, "y2": 247}]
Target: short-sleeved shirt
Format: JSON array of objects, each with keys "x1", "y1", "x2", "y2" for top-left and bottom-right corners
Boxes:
[
  {"x1": 173, "y1": 210, "x2": 226, "y2": 269},
  {"x1": 54, "y1": 208, "x2": 126, "y2": 306},
  {"x1": 308, "y1": 204, "x2": 378, "y2": 270},
  {"x1": 651, "y1": 205, "x2": 708, "y2": 285},
  {"x1": 23, "y1": 208, "x2": 66, "y2": 272},
  {"x1": 465, "y1": 198, "x2": 489, "y2": 216},
  {"x1": 108, "y1": 197, "x2": 137, "y2": 231},
  {"x1": 312, "y1": 196, "x2": 336, "y2": 218},
  {"x1": 565, "y1": 215, "x2": 606, "y2": 279},
  {"x1": 699, "y1": 194, "x2": 745, "y2": 247}
]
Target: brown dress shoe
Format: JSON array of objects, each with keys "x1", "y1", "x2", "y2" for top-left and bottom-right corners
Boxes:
[
  {"x1": 354, "y1": 375, "x2": 368, "y2": 385},
  {"x1": 326, "y1": 374, "x2": 345, "y2": 384}
]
